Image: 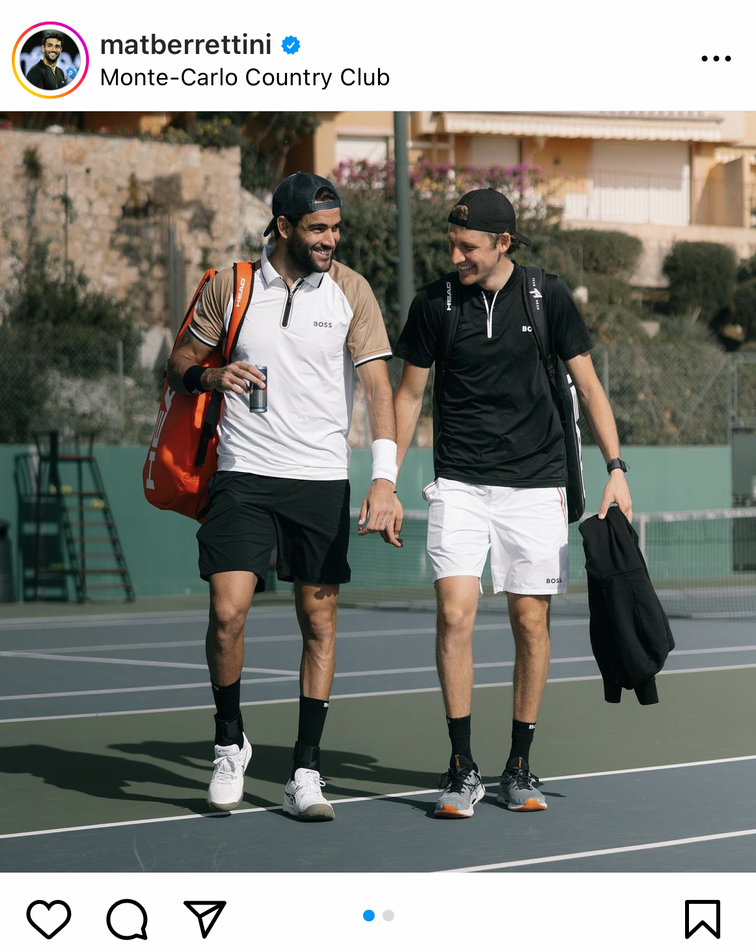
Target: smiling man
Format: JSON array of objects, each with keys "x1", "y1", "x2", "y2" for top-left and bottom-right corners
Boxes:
[
  {"x1": 391, "y1": 188, "x2": 631, "y2": 819},
  {"x1": 167, "y1": 172, "x2": 398, "y2": 821},
  {"x1": 26, "y1": 31, "x2": 67, "y2": 90}
]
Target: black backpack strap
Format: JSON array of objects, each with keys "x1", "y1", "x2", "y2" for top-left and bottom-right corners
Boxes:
[
  {"x1": 432, "y1": 274, "x2": 462, "y2": 459},
  {"x1": 522, "y1": 266, "x2": 558, "y2": 386}
]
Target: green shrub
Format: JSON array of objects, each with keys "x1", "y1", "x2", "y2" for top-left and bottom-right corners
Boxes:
[
  {"x1": 582, "y1": 273, "x2": 637, "y2": 307},
  {"x1": 560, "y1": 229, "x2": 643, "y2": 279},
  {"x1": 662, "y1": 241, "x2": 737, "y2": 322},
  {"x1": 737, "y1": 251, "x2": 756, "y2": 283},
  {"x1": 732, "y1": 278, "x2": 756, "y2": 341},
  {"x1": 0, "y1": 237, "x2": 143, "y2": 442}
]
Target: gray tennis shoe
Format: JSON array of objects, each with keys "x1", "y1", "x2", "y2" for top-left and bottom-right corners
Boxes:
[
  {"x1": 497, "y1": 757, "x2": 547, "y2": 811},
  {"x1": 434, "y1": 755, "x2": 486, "y2": 818}
]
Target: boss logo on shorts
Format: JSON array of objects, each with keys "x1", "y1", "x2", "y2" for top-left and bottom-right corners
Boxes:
[
  {"x1": 522, "y1": 325, "x2": 533, "y2": 333},
  {"x1": 312, "y1": 321, "x2": 333, "y2": 328},
  {"x1": 546, "y1": 577, "x2": 562, "y2": 584}
]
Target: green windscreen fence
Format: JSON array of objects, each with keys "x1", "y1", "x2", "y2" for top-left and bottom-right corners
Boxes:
[{"x1": 264, "y1": 508, "x2": 756, "y2": 619}]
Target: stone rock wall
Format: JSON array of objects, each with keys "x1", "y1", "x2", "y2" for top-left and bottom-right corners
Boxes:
[{"x1": 0, "y1": 129, "x2": 263, "y2": 349}]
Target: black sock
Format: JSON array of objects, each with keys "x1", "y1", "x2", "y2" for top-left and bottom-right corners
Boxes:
[
  {"x1": 211, "y1": 679, "x2": 244, "y2": 748},
  {"x1": 506, "y1": 719, "x2": 536, "y2": 771},
  {"x1": 446, "y1": 714, "x2": 473, "y2": 764},
  {"x1": 292, "y1": 696, "x2": 330, "y2": 773}
]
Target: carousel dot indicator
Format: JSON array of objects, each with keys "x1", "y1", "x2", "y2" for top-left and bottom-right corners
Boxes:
[
  {"x1": 383, "y1": 910, "x2": 395, "y2": 921},
  {"x1": 363, "y1": 910, "x2": 375, "y2": 922}
]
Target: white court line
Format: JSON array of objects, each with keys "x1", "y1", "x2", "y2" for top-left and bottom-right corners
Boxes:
[
  {"x1": 0, "y1": 651, "x2": 297, "y2": 676},
  {"x1": 0, "y1": 607, "x2": 300, "y2": 631},
  {"x1": 2, "y1": 753, "x2": 755, "y2": 843},
  {"x1": 0, "y1": 618, "x2": 593, "y2": 655},
  {"x1": 4, "y1": 651, "x2": 755, "y2": 704},
  {"x1": 440, "y1": 829, "x2": 756, "y2": 873},
  {"x1": 1, "y1": 660, "x2": 755, "y2": 724},
  {"x1": 0, "y1": 658, "x2": 586, "y2": 702}
]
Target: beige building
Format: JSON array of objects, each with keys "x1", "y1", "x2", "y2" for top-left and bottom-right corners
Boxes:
[{"x1": 287, "y1": 111, "x2": 756, "y2": 286}]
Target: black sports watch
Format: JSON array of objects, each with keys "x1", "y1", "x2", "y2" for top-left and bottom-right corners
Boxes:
[{"x1": 606, "y1": 457, "x2": 629, "y2": 474}]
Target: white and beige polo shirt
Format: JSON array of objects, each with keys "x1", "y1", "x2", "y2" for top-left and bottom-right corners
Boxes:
[{"x1": 190, "y1": 246, "x2": 392, "y2": 480}]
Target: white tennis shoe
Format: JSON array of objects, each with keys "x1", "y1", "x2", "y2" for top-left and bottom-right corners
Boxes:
[
  {"x1": 207, "y1": 734, "x2": 252, "y2": 811},
  {"x1": 282, "y1": 767, "x2": 335, "y2": 821}
]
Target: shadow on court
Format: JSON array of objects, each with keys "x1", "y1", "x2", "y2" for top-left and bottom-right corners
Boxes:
[
  {"x1": 0, "y1": 741, "x2": 442, "y2": 819},
  {"x1": 111, "y1": 740, "x2": 441, "y2": 802}
]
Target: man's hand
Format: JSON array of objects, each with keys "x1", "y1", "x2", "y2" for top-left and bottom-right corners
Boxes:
[
  {"x1": 598, "y1": 471, "x2": 633, "y2": 523},
  {"x1": 204, "y1": 361, "x2": 266, "y2": 395},
  {"x1": 379, "y1": 495, "x2": 404, "y2": 547},
  {"x1": 358, "y1": 479, "x2": 402, "y2": 546}
]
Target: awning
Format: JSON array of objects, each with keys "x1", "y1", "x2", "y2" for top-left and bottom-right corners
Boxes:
[{"x1": 437, "y1": 112, "x2": 725, "y2": 143}]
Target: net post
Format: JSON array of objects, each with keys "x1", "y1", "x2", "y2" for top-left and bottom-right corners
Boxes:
[{"x1": 638, "y1": 513, "x2": 648, "y2": 562}]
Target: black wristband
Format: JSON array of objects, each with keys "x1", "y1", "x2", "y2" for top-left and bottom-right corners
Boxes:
[
  {"x1": 183, "y1": 365, "x2": 208, "y2": 395},
  {"x1": 606, "y1": 457, "x2": 629, "y2": 474}
]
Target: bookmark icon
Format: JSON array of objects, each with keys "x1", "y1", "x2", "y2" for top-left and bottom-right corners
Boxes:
[{"x1": 685, "y1": 900, "x2": 721, "y2": 939}]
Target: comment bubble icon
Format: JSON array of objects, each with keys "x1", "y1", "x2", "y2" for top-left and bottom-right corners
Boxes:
[{"x1": 106, "y1": 900, "x2": 148, "y2": 941}]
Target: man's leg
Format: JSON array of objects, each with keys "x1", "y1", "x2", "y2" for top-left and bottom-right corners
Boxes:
[
  {"x1": 433, "y1": 576, "x2": 486, "y2": 818},
  {"x1": 497, "y1": 592, "x2": 551, "y2": 811},
  {"x1": 508, "y1": 592, "x2": 551, "y2": 726},
  {"x1": 282, "y1": 580, "x2": 340, "y2": 821},
  {"x1": 205, "y1": 570, "x2": 257, "y2": 811},
  {"x1": 436, "y1": 576, "x2": 479, "y2": 721}
]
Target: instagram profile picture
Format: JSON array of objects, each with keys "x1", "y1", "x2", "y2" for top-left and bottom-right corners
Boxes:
[{"x1": 13, "y1": 22, "x2": 89, "y2": 97}]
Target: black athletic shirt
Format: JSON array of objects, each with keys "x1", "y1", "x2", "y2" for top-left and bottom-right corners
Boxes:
[
  {"x1": 25, "y1": 61, "x2": 67, "y2": 90},
  {"x1": 394, "y1": 262, "x2": 593, "y2": 487}
]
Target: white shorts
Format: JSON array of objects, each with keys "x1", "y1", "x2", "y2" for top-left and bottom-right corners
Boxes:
[{"x1": 423, "y1": 478, "x2": 569, "y2": 595}]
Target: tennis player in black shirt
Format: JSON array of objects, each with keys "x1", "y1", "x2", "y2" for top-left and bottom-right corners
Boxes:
[
  {"x1": 25, "y1": 31, "x2": 67, "y2": 90},
  {"x1": 392, "y1": 188, "x2": 632, "y2": 817}
]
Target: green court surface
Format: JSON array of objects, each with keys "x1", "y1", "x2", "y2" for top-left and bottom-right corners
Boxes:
[
  {"x1": 2, "y1": 605, "x2": 756, "y2": 871},
  {"x1": 3, "y1": 669, "x2": 756, "y2": 836}
]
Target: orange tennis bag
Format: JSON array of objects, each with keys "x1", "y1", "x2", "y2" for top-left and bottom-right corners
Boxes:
[{"x1": 143, "y1": 261, "x2": 255, "y2": 521}]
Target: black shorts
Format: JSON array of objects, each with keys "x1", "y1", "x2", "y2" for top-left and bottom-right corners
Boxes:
[{"x1": 197, "y1": 472, "x2": 351, "y2": 591}]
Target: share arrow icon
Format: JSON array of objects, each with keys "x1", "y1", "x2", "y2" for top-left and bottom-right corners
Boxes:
[{"x1": 183, "y1": 901, "x2": 227, "y2": 939}]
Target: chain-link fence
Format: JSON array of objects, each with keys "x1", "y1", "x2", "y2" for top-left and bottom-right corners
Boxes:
[
  {"x1": 0, "y1": 325, "x2": 163, "y2": 446},
  {"x1": 350, "y1": 345, "x2": 756, "y2": 450},
  {"x1": 1, "y1": 328, "x2": 753, "y2": 450}
]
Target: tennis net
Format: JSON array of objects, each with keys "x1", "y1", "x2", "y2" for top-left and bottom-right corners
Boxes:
[{"x1": 332, "y1": 507, "x2": 756, "y2": 618}]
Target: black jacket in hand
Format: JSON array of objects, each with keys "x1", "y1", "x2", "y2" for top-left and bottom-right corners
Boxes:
[{"x1": 579, "y1": 506, "x2": 674, "y2": 705}]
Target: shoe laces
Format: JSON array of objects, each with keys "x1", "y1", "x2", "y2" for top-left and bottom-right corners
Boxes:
[
  {"x1": 505, "y1": 760, "x2": 540, "y2": 791},
  {"x1": 212, "y1": 748, "x2": 243, "y2": 780},
  {"x1": 439, "y1": 761, "x2": 479, "y2": 795},
  {"x1": 293, "y1": 768, "x2": 326, "y2": 792}
]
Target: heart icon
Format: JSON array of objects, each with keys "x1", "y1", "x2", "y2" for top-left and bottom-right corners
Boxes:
[{"x1": 26, "y1": 901, "x2": 72, "y2": 940}]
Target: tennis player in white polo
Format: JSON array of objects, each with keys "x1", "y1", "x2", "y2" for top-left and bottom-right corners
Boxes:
[{"x1": 391, "y1": 189, "x2": 632, "y2": 817}]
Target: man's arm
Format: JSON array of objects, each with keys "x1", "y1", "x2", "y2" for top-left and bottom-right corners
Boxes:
[
  {"x1": 166, "y1": 329, "x2": 265, "y2": 395},
  {"x1": 394, "y1": 361, "x2": 431, "y2": 469},
  {"x1": 355, "y1": 359, "x2": 400, "y2": 545},
  {"x1": 565, "y1": 351, "x2": 633, "y2": 522},
  {"x1": 385, "y1": 360, "x2": 432, "y2": 545}
]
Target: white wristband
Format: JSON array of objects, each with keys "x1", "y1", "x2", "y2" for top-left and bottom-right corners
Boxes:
[{"x1": 371, "y1": 439, "x2": 398, "y2": 485}]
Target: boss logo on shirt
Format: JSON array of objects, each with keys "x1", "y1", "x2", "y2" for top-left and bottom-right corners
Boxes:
[
  {"x1": 522, "y1": 325, "x2": 533, "y2": 333},
  {"x1": 313, "y1": 321, "x2": 333, "y2": 328},
  {"x1": 546, "y1": 577, "x2": 562, "y2": 583}
]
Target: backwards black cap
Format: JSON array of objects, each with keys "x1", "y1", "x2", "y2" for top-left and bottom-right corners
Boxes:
[
  {"x1": 448, "y1": 188, "x2": 531, "y2": 245},
  {"x1": 264, "y1": 172, "x2": 342, "y2": 237}
]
